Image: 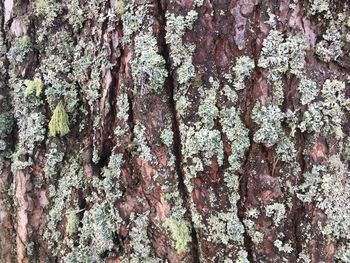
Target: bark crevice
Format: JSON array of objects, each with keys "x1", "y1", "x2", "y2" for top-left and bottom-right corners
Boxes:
[{"x1": 156, "y1": 1, "x2": 200, "y2": 262}]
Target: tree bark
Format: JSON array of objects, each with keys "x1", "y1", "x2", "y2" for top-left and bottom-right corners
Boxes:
[{"x1": 1, "y1": 0, "x2": 350, "y2": 262}]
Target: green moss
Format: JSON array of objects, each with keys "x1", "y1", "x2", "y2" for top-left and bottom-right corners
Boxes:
[
  {"x1": 115, "y1": 0, "x2": 125, "y2": 15},
  {"x1": 48, "y1": 101, "x2": 70, "y2": 137},
  {"x1": 24, "y1": 79, "x2": 44, "y2": 98},
  {"x1": 164, "y1": 218, "x2": 192, "y2": 252},
  {"x1": 66, "y1": 212, "x2": 79, "y2": 236}
]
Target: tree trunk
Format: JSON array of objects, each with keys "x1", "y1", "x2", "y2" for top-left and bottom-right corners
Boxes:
[{"x1": 1, "y1": 0, "x2": 350, "y2": 262}]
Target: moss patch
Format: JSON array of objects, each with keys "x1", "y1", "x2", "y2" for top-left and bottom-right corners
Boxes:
[
  {"x1": 49, "y1": 101, "x2": 70, "y2": 137},
  {"x1": 164, "y1": 218, "x2": 192, "y2": 253}
]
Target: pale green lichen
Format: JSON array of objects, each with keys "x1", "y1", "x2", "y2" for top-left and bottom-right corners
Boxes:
[
  {"x1": 63, "y1": 153, "x2": 123, "y2": 261},
  {"x1": 220, "y1": 107, "x2": 250, "y2": 171},
  {"x1": 0, "y1": 112, "x2": 13, "y2": 155},
  {"x1": 161, "y1": 128, "x2": 174, "y2": 147},
  {"x1": 221, "y1": 85, "x2": 238, "y2": 103},
  {"x1": 34, "y1": 0, "x2": 62, "y2": 35},
  {"x1": 41, "y1": 31, "x2": 79, "y2": 113},
  {"x1": 258, "y1": 31, "x2": 309, "y2": 76},
  {"x1": 10, "y1": 72, "x2": 46, "y2": 168},
  {"x1": 45, "y1": 156, "x2": 85, "y2": 253},
  {"x1": 252, "y1": 103, "x2": 284, "y2": 147},
  {"x1": 48, "y1": 101, "x2": 70, "y2": 137},
  {"x1": 265, "y1": 203, "x2": 286, "y2": 226},
  {"x1": 207, "y1": 212, "x2": 245, "y2": 245},
  {"x1": 316, "y1": 22, "x2": 344, "y2": 62},
  {"x1": 116, "y1": 92, "x2": 129, "y2": 123},
  {"x1": 76, "y1": 202, "x2": 120, "y2": 256},
  {"x1": 258, "y1": 31, "x2": 309, "y2": 105},
  {"x1": 199, "y1": 172, "x2": 249, "y2": 260},
  {"x1": 299, "y1": 79, "x2": 350, "y2": 136},
  {"x1": 335, "y1": 243, "x2": 350, "y2": 262},
  {"x1": 274, "y1": 239, "x2": 293, "y2": 254},
  {"x1": 92, "y1": 153, "x2": 123, "y2": 203},
  {"x1": 65, "y1": 0, "x2": 86, "y2": 31},
  {"x1": 198, "y1": 88, "x2": 219, "y2": 129},
  {"x1": 121, "y1": 4, "x2": 147, "y2": 44},
  {"x1": 166, "y1": 10, "x2": 198, "y2": 84},
  {"x1": 133, "y1": 122, "x2": 153, "y2": 162},
  {"x1": 43, "y1": 143, "x2": 64, "y2": 179},
  {"x1": 298, "y1": 155, "x2": 350, "y2": 239},
  {"x1": 164, "y1": 218, "x2": 192, "y2": 252},
  {"x1": 298, "y1": 78, "x2": 318, "y2": 105},
  {"x1": 126, "y1": 214, "x2": 160, "y2": 262},
  {"x1": 182, "y1": 125, "x2": 224, "y2": 172},
  {"x1": 131, "y1": 31, "x2": 167, "y2": 94},
  {"x1": 8, "y1": 36, "x2": 32, "y2": 63},
  {"x1": 275, "y1": 136, "x2": 297, "y2": 163},
  {"x1": 308, "y1": 0, "x2": 331, "y2": 17},
  {"x1": 243, "y1": 218, "x2": 264, "y2": 245},
  {"x1": 232, "y1": 56, "x2": 255, "y2": 91}
]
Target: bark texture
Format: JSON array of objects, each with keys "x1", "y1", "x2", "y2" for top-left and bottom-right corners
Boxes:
[{"x1": 0, "y1": 0, "x2": 350, "y2": 262}]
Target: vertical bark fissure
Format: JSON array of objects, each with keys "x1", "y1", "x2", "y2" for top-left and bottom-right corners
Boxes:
[
  {"x1": 238, "y1": 137, "x2": 254, "y2": 263},
  {"x1": 293, "y1": 129, "x2": 308, "y2": 259},
  {"x1": 156, "y1": 1, "x2": 200, "y2": 261},
  {"x1": 235, "y1": 5, "x2": 265, "y2": 258},
  {"x1": 0, "y1": 3, "x2": 19, "y2": 261}
]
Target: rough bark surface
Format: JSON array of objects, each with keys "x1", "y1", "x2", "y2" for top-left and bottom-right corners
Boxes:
[{"x1": 0, "y1": 0, "x2": 350, "y2": 262}]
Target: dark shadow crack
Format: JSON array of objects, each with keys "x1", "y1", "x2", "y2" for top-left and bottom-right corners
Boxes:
[{"x1": 156, "y1": 1, "x2": 200, "y2": 262}]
